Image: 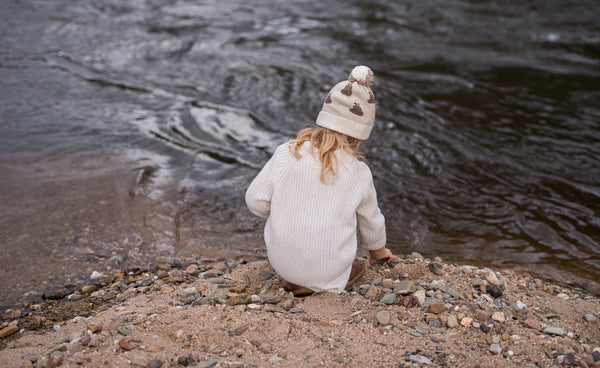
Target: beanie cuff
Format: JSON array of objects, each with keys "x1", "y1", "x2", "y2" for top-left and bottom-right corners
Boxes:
[{"x1": 316, "y1": 111, "x2": 372, "y2": 140}]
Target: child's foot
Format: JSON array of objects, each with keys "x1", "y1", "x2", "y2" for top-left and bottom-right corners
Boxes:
[
  {"x1": 346, "y1": 261, "x2": 365, "y2": 287},
  {"x1": 281, "y1": 279, "x2": 313, "y2": 297}
]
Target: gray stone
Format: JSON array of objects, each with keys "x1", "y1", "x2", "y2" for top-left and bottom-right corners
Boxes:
[
  {"x1": 408, "y1": 354, "x2": 432, "y2": 365},
  {"x1": 584, "y1": 313, "x2": 597, "y2": 322},
  {"x1": 258, "y1": 270, "x2": 275, "y2": 280},
  {"x1": 393, "y1": 280, "x2": 416, "y2": 295},
  {"x1": 428, "y1": 262, "x2": 444, "y2": 275},
  {"x1": 489, "y1": 343, "x2": 502, "y2": 355},
  {"x1": 117, "y1": 327, "x2": 132, "y2": 336},
  {"x1": 148, "y1": 359, "x2": 164, "y2": 368},
  {"x1": 543, "y1": 327, "x2": 565, "y2": 336},
  {"x1": 207, "y1": 277, "x2": 225, "y2": 284},
  {"x1": 380, "y1": 293, "x2": 396, "y2": 305},
  {"x1": 376, "y1": 311, "x2": 391, "y2": 325}
]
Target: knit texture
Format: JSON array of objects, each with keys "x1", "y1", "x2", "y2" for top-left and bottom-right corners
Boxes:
[
  {"x1": 245, "y1": 142, "x2": 386, "y2": 293},
  {"x1": 316, "y1": 66, "x2": 376, "y2": 140}
]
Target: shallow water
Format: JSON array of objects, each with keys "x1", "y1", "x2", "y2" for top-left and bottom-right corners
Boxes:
[{"x1": 1, "y1": 0, "x2": 599, "y2": 306}]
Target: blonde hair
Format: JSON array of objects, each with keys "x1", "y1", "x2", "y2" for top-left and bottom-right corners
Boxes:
[{"x1": 289, "y1": 127, "x2": 363, "y2": 184}]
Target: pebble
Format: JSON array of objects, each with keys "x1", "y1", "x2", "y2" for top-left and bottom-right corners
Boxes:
[
  {"x1": 118, "y1": 339, "x2": 134, "y2": 351},
  {"x1": 543, "y1": 327, "x2": 565, "y2": 337},
  {"x1": 81, "y1": 285, "x2": 98, "y2": 294},
  {"x1": 523, "y1": 319, "x2": 542, "y2": 331},
  {"x1": 380, "y1": 293, "x2": 396, "y2": 305},
  {"x1": 491, "y1": 312, "x2": 505, "y2": 323},
  {"x1": 461, "y1": 317, "x2": 474, "y2": 327},
  {"x1": 0, "y1": 325, "x2": 19, "y2": 338},
  {"x1": 447, "y1": 315, "x2": 459, "y2": 328},
  {"x1": 207, "y1": 277, "x2": 225, "y2": 284},
  {"x1": 258, "y1": 270, "x2": 275, "y2": 280},
  {"x1": 482, "y1": 284, "x2": 503, "y2": 298},
  {"x1": 486, "y1": 270, "x2": 500, "y2": 286},
  {"x1": 90, "y1": 271, "x2": 104, "y2": 282},
  {"x1": 427, "y1": 302, "x2": 445, "y2": 315},
  {"x1": 489, "y1": 343, "x2": 502, "y2": 355},
  {"x1": 428, "y1": 262, "x2": 444, "y2": 275},
  {"x1": 480, "y1": 324, "x2": 491, "y2": 333},
  {"x1": 414, "y1": 290, "x2": 426, "y2": 305},
  {"x1": 408, "y1": 354, "x2": 432, "y2": 365},
  {"x1": 584, "y1": 314, "x2": 597, "y2": 323},
  {"x1": 117, "y1": 326, "x2": 132, "y2": 336},
  {"x1": 394, "y1": 280, "x2": 416, "y2": 295},
  {"x1": 86, "y1": 324, "x2": 103, "y2": 333},
  {"x1": 376, "y1": 311, "x2": 391, "y2": 326},
  {"x1": 53, "y1": 325, "x2": 61, "y2": 332},
  {"x1": 148, "y1": 359, "x2": 164, "y2": 368},
  {"x1": 475, "y1": 309, "x2": 491, "y2": 321}
]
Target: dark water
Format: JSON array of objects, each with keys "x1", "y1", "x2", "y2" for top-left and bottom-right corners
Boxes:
[{"x1": 1, "y1": 0, "x2": 599, "y2": 307}]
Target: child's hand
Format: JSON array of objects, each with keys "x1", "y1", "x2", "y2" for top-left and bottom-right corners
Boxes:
[{"x1": 370, "y1": 248, "x2": 394, "y2": 265}]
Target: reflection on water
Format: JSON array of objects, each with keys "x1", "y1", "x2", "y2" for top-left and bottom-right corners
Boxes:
[{"x1": 1, "y1": 0, "x2": 599, "y2": 306}]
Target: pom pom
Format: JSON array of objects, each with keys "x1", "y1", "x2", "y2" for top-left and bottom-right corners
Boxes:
[{"x1": 349, "y1": 65, "x2": 374, "y2": 87}]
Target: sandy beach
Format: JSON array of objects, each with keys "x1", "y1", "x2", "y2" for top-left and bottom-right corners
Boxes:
[{"x1": 1, "y1": 252, "x2": 599, "y2": 368}]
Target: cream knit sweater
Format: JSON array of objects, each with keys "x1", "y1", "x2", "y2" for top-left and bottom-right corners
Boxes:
[{"x1": 245, "y1": 141, "x2": 386, "y2": 293}]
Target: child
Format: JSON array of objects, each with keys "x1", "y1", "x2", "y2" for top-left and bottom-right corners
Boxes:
[{"x1": 245, "y1": 65, "x2": 393, "y2": 296}]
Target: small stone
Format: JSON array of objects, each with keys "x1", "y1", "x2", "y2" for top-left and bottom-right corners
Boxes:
[
  {"x1": 185, "y1": 265, "x2": 199, "y2": 276},
  {"x1": 80, "y1": 335, "x2": 91, "y2": 346},
  {"x1": 86, "y1": 324, "x2": 103, "y2": 333},
  {"x1": 393, "y1": 280, "x2": 417, "y2": 295},
  {"x1": 380, "y1": 293, "x2": 396, "y2": 305},
  {"x1": 207, "y1": 277, "x2": 225, "y2": 284},
  {"x1": 227, "y1": 293, "x2": 251, "y2": 306},
  {"x1": 268, "y1": 354, "x2": 284, "y2": 362},
  {"x1": 408, "y1": 354, "x2": 432, "y2": 365},
  {"x1": 376, "y1": 311, "x2": 391, "y2": 326},
  {"x1": 486, "y1": 270, "x2": 500, "y2": 286},
  {"x1": 178, "y1": 356, "x2": 190, "y2": 366},
  {"x1": 157, "y1": 270, "x2": 169, "y2": 279},
  {"x1": 414, "y1": 290, "x2": 426, "y2": 305},
  {"x1": 118, "y1": 339, "x2": 134, "y2": 351},
  {"x1": 491, "y1": 312, "x2": 505, "y2": 323},
  {"x1": 90, "y1": 271, "x2": 104, "y2": 282},
  {"x1": 523, "y1": 319, "x2": 542, "y2": 331},
  {"x1": 0, "y1": 325, "x2": 19, "y2": 338},
  {"x1": 543, "y1": 327, "x2": 565, "y2": 336},
  {"x1": 81, "y1": 285, "x2": 98, "y2": 294},
  {"x1": 480, "y1": 324, "x2": 491, "y2": 333},
  {"x1": 460, "y1": 317, "x2": 473, "y2": 327},
  {"x1": 199, "y1": 360, "x2": 218, "y2": 368},
  {"x1": 428, "y1": 262, "x2": 444, "y2": 275},
  {"x1": 364, "y1": 286, "x2": 380, "y2": 299},
  {"x1": 556, "y1": 293, "x2": 569, "y2": 300},
  {"x1": 483, "y1": 284, "x2": 503, "y2": 298},
  {"x1": 475, "y1": 309, "x2": 491, "y2": 321},
  {"x1": 592, "y1": 351, "x2": 600, "y2": 362},
  {"x1": 447, "y1": 315, "x2": 459, "y2": 328},
  {"x1": 53, "y1": 325, "x2": 61, "y2": 332},
  {"x1": 148, "y1": 359, "x2": 164, "y2": 368},
  {"x1": 9, "y1": 309, "x2": 21, "y2": 319},
  {"x1": 117, "y1": 326, "x2": 132, "y2": 336},
  {"x1": 584, "y1": 314, "x2": 597, "y2": 323},
  {"x1": 427, "y1": 302, "x2": 445, "y2": 315},
  {"x1": 258, "y1": 270, "x2": 275, "y2": 280},
  {"x1": 229, "y1": 284, "x2": 246, "y2": 293},
  {"x1": 489, "y1": 343, "x2": 502, "y2": 355},
  {"x1": 146, "y1": 346, "x2": 162, "y2": 352}
]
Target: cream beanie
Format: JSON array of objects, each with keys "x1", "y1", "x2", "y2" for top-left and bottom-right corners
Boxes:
[{"x1": 316, "y1": 65, "x2": 376, "y2": 140}]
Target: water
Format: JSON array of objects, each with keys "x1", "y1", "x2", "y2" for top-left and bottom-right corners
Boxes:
[{"x1": 1, "y1": 0, "x2": 599, "y2": 307}]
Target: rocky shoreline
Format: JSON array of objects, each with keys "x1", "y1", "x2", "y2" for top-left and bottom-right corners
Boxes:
[{"x1": 1, "y1": 253, "x2": 599, "y2": 367}]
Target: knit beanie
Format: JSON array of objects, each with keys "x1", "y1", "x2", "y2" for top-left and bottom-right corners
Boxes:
[{"x1": 316, "y1": 65, "x2": 376, "y2": 140}]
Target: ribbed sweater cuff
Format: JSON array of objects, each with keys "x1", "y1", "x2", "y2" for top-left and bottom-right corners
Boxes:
[{"x1": 369, "y1": 247, "x2": 387, "y2": 260}]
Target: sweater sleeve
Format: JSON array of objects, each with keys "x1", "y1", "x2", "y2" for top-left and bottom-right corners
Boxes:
[
  {"x1": 245, "y1": 144, "x2": 287, "y2": 218},
  {"x1": 356, "y1": 165, "x2": 386, "y2": 251}
]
